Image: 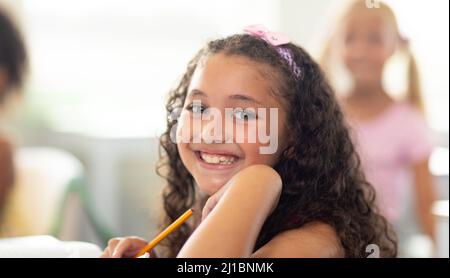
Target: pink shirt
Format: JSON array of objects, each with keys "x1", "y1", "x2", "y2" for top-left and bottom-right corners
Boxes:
[{"x1": 349, "y1": 103, "x2": 434, "y2": 222}]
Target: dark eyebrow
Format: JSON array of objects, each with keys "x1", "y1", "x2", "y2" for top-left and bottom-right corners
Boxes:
[
  {"x1": 228, "y1": 94, "x2": 262, "y2": 105},
  {"x1": 188, "y1": 89, "x2": 207, "y2": 98},
  {"x1": 188, "y1": 89, "x2": 262, "y2": 105}
]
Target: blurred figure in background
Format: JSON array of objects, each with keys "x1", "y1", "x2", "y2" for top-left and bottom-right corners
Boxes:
[
  {"x1": 0, "y1": 6, "x2": 27, "y2": 231},
  {"x1": 320, "y1": 1, "x2": 436, "y2": 253}
]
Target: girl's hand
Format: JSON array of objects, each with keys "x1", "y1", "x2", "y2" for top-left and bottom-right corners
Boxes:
[
  {"x1": 201, "y1": 165, "x2": 281, "y2": 222},
  {"x1": 100, "y1": 236, "x2": 157, "y2": 258},
  {"x1": 178, "y1": 164, "x2": 282, "y2": 257},
  {"x1": 201, "y1": 180, "x2": 231, "y2": 222}
]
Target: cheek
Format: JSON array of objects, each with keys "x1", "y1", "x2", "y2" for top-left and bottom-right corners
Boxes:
[
  {"x1": 374, "y1": 48, "x2": 392, "y2": 67},
  {"x1": 341, "y1": 46, "x2": 352, "y2": 62},
  {"x1": 176, "y1": 111, "x2": 193, "y2": 141},
  {"x1": 240, "y1": 143, "x2": 280, "y2": 167},
  {"x1": 241, "y1": 110, "x2": 285, "y2": 166},
  {"x1": 363, "y1": 42, "x2": 389, "y2": 62},
  {"x1": 176, "y1": 112, "x2": 195, "y2": 169},
  {"x1": 341, "y1": 49, "x2": 360, "y2": 73},
  {"x1": 177, "y1": 142, "x2": 191, "y2": 171}
]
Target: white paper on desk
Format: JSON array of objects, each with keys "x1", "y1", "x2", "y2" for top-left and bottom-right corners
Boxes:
[{"x1": 0, "y1": 235, "x2": 102, "y2": 258}]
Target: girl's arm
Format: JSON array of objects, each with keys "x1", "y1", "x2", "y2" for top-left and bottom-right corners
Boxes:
[
  {"x1": 177, "y1": 164, "x2": 282, "y2": 258},
  {"x1": 413, "y1": 158, "x2": 436, "y2": 241},
  {"x1": 251, "y1": 221, "x2": 343, "y2": 258}
]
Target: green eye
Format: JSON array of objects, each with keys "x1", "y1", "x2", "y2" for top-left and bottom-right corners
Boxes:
[
  {"x1": 192, "y1": 104, "x2": 204, "y2": 114},
  {"x1": 234, "y1": 108, "x2": 256, "y2": 121},
  {"x1": 186, "y1": 102, "x2": 206, "y2": 115}
]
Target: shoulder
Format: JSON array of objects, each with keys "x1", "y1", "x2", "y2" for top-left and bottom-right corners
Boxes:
[
  {"x1": 251, "y1": 222, "x2": 344, "y2": 258},
  {"x1": 382, "y1": 102, "x2": 432, "y2": 141},
  {"x1": 393, "y1": 103, "x2": 434, "y2": 146},
  {"x1": 390, "y1": 102, "x2": 427, "y2": 124}
]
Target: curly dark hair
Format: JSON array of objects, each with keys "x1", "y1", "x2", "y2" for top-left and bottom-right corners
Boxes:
[
  {"x1": 156, "y1": 34, "x2": 397, "y2": 258},
  {"x1": 0, "y1": 7, "x2": 27, "y2": 103}
]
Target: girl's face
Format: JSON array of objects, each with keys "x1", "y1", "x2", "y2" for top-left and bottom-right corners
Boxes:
[
  {"x1": 176, "y1": 53, "x2": 287, "y2": 196},
  {"x1": 339, "y1": 8, "x2": 397, "y2": 86}
]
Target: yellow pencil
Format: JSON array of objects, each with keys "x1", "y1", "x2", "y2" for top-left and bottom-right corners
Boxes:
[{"x1": 134, "y1": 208, "x2": 194, "y2": 258}]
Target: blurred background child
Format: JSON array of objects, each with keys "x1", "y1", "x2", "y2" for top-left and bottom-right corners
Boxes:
[{"x1": 319, "y1": 0, "x2": 437, "y2": 255}]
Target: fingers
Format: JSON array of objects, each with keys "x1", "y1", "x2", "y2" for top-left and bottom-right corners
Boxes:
[
  {"x1": 115, "y1": 236, "x2": 148, "y2": 258},
  {"x1": 202, "y1": 195, "x2": 219, "y2": 222},
  {"x1": 112, "y1": 239, "x2": 129, "y2": 258},
  {"x1": 100, "y1": 237, "x2": 148, "y2": 258},
  {"x1": 201, "y1": 178, "x2": 235, "y2": 222},
  {"x1": 201, "y1": 183, "x2": 230, "y2": 222},
  {"x1": 100, "y1": 237, "x2": 123, "y2": 258},
  {"x1": 100, "y1": 247, "x2": 111, "y2": 258}
]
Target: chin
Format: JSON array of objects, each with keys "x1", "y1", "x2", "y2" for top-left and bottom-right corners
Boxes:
[
  {"x1": 353, "y1": 75, "x2": 378, "y2": 85},
  {"x1": 195, "y1": 177, "x2": 228, "y2": 196}
]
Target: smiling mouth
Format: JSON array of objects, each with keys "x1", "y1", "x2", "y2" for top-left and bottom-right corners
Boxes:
[{"x1": 195, "y1": 151, "x2": 239, "y2": 165}]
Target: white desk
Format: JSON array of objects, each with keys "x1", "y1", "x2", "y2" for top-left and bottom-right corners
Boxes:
[
  {"x1": 0, "y1": 235, "x2": 102, "y2": 258},
  {"x1": 433, "y1": 200, "x2": 449, "y2": 258}
]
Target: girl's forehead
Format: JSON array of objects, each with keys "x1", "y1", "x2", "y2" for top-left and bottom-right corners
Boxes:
[
  {"x1": 198, "y1": 53, "x2": 272, "y2": 81},
  {"x1": 188, "y1": 53, "x2": 281, "y2": 103},
  {"x1": 346, "y1": 13, "x2": 379, "y2": 28},
  {"x1": 344, "y1": 9, "x2": 392, "y2": 34}
]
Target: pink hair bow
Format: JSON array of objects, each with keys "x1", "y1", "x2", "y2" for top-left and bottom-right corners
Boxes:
[
  {"x1": 243, "y1": 24, "x2": 301, "y2": 78},
  {"x1": 243, "y1": 24, "x2": 290, "y2": 46}
]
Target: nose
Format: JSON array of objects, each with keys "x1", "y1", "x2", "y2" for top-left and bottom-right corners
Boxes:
[
  {"x1": 198, "y1": 109, "x2": 233, "y2": 144},
  {"x1": 350, "y1": 39, "x2": 372, "y2": 62}
]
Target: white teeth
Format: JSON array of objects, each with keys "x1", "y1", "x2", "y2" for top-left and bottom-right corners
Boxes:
[{"x1": 199, "y1": 152, "x2": 236, "y2": 165}]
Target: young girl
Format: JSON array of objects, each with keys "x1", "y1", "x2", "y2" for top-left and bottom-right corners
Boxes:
[
  {"x1": 320, "y1": 1, "x2": 436, "y2": 246},
  {"x1": 101, "y1": 25, "x2": 396, "y2": 258}
]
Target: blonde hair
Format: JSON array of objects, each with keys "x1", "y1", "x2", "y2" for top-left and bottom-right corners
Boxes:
[{"x1": 319, "y1": 0, "x2": 424, "y2": 112}]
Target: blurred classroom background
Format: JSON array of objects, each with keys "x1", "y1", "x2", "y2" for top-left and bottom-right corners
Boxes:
[{"x1": 0, "y1": 0, "x2": 448, "y2": 257}]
